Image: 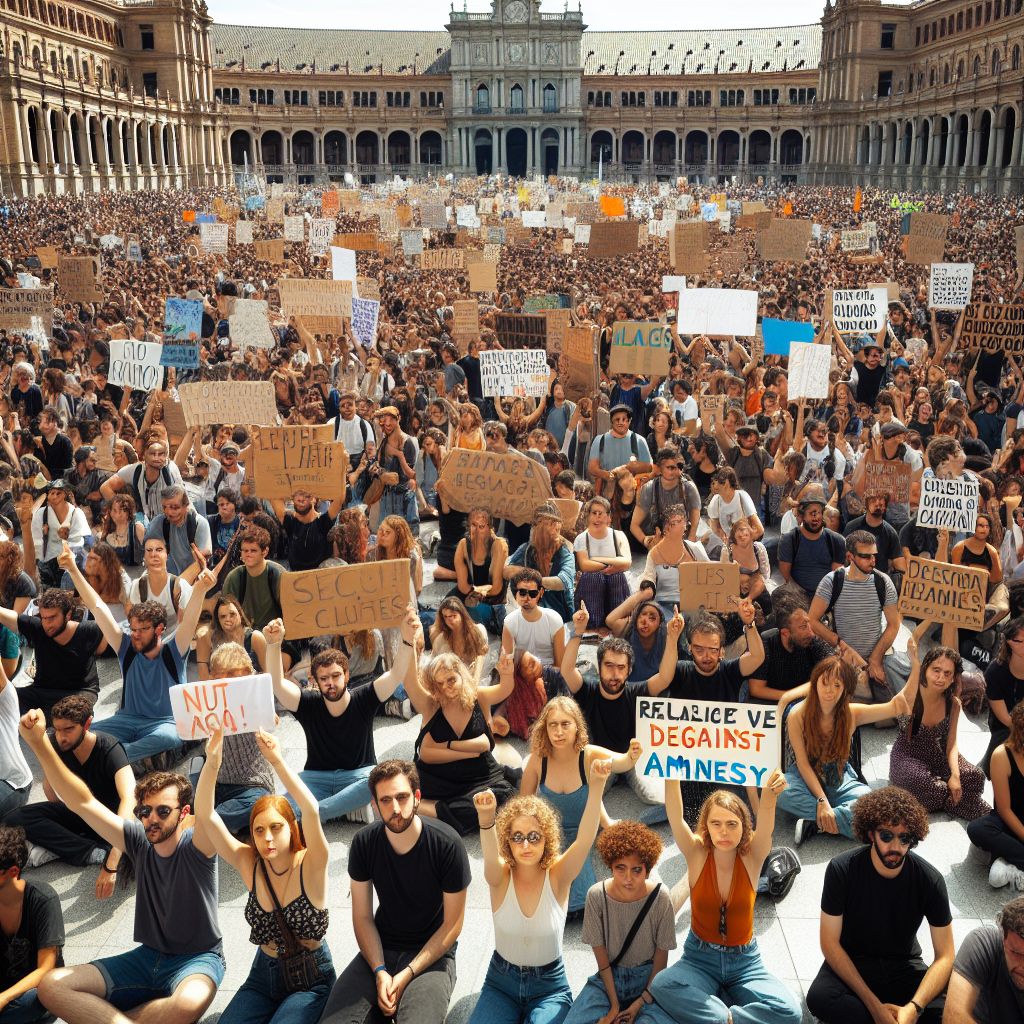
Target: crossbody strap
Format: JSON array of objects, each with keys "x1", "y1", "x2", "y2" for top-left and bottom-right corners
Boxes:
[
  {"x1": 608, "y1": 882, "x2": 662, "y2": 968},
  {"x1": 258, "y1": 857, "x2": 303, "y2": 957}
]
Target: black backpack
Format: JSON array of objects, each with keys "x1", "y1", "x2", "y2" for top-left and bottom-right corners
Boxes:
[
  {"x1": 162, "y1": 509, "x2": 198, "y2": 553},
  {"x1": 824, "y1": 567, "x2": 888, "y2": 615},
  {"x1": 130, "y1": 463, "x2": 174, "y2": 516}
]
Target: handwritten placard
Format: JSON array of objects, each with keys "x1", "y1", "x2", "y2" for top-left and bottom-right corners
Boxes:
[
  {"x1": 278, "y1": 278, "x2": 352, "y2": 333},
  {"x1": 199, "y1": 222, "x2": 229, "y2": 255},
  {"x1": 788, "y1": 342, "x2": 831, "y2": 400},
  {"x1": 0, "y1": 286, "x2": 53, "y2": 332},
  {"x1": 961, "y1": 303, "x2": 1024, "y2": 354},
  {"x1": 898, "y1": 556, "x2": 987, "y2": 630},
  {"x1": 419, "y1": 249, "x2": 465, "y2": 271},
  {"x1": 58, "y1": 255, "x2": 103, "y2": 302},
  {"x1": 831, "y1": 288, "x2": 887, "y2": 334},
  {"x1": 562, "y1": 325, "x2": 599, "y2": 402},
  {"x1": 109, "y1": 340, "x2": 163, "y2": 391},
  {"x1": 480, "y1": 349, "x2": 549, "y2": 399},
  {"x1": 677, "y1": 561, "x2": 740, "y2": 616},
  {"x1": 252, "y1": 440, "x2": 348, "y2": 500},
  {"x1": 863, "y1": 461, "x2": 912, "y2": 503},
  {"x1": 609, "y1": 321, "x2": 672, "y2": 377},
  {"x1": 178, "y1": 381, "x2": 278, "y2": 427},
  {"x1": 928, "y1": 263, "x2": 974, "y2": 311},
  {"x1": 169, "y1": 673, "x2": 275, "y2": 739},
  {"x1": 438, "y1": 448, "x2": 553, "y2": 525},
  {"x1": 918, "y1": 476, "x2": 979, "y2": 533},
  {"x1": 229, "y1": 299, "x2": 276, "y2": 349}
]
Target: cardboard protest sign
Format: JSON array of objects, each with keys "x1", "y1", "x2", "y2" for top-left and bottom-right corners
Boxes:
[
  {"x1": 862, "y1": 460, "x2": 912, "y2": 503},
  {"x1": 669, "y1": 222, "x2": 709, "y2": 275},
  {"x1": 160, "y1": 341, "x2": 199, "y2": 370},
  {"x1": 252, "y1": 424, "x2": 334, "y2": 452},
  {"x1": 400, "y1": 229, "x2": 424, "y2": 259},
  {"x1": 109, "y1": 340, "x2": 163, "y2": 391},
  {"x1": 586, "y1": 222, "x2": 640, "y2": 259},
  {"x1": 178, "y1": 381, "x2": 278, "y2": 427},
  {"x1": 758, "y1": 219, "x2": 812, "y2": 261},
  {"x1": 495, "y1": 313, "x2": 547, "y2": 350},
  {"x1": 58, "y1": 255, "x2": 103, "y2": 302},
  {"x1": 677, "y1": 289, "x2": 757, "y2": 337},
  {"x1": 35, "y1": 247, "x2": 59, "y2": 269},
  {"x1": 841, "y1": 229, "x2": 870, "y2": 252},
  {"x1": 332, "y1": 231, "x2": 379, "y2": 252},
  {"x1": 283, "y1": 216, "x2": 305, "y2": 242},
  {"x1": 562, "y1": 325, "x2": 600, "y2": 402},
  {"x1": 350, "y1": 298, "x2": 380, "y2": 348},
  {"x1": 928, "y1": 264, "x2": 974, "y2": 311},
  {"x1": 551, "y1": 497, "x2": 582, "y2": 533},
  {"x1": 480, "y1": 349, "x2": 549, "y2": 399},
  {"x1": 636, "y1": 696, "x2": 779, "y2": 787},
  {"x1": 468, "y1": 260, "x2": 498, "y2": 293},
  {"x1": 898, "y1": 556, "x2": 987, "y2": 630},
  {"x1": 234, "y1": 221, "x2": 253, "y2": 245},
  {"x1": 438, "y1": 448, "x2": 553, "y2": 525},
  {"x1": 421, "y1": 202, "x2": 448, "y2": 230},
  {"x1": 229, "y1": 299, "x2": 276, "y2": 349},
  {"x1": 419, "y1": 249, "x2": 465, "y2": 271},
  {"x1": 281, "y1": 560, "x2": 412, "y2": 638},
  {"x1": 321, "y1": 190, "x2": 341, "y2": 217},
  {"x1": 831, "y1": 288, "x2": 887, "y2": 334},
  {"x1": 452, "y1": 300, "x2": 479, "y2": 349},
  {"x1": 266, "y1": 197, "x2": 285, "y2": 224},
  {"x1": 544, "y1": 308, "x2": 570, "y2": 355},
  {"x1": 252, "y1": 440, "x2": 348, "y2": 500},
  {"x1": 761, "y1": 318, "x2": 813, "y2": 356},
  {"x1": 254, "y1": 239, "x2": 286, "y2": 263},
  {"x1": 521, "y1": 210, "x2": 546, "y2": 229},
  {"x1": 608, "y1": 321, "x2": 673, "y2": 377},
  {"x1": 918, "y1": 477, "x2": 979, "y2": 533},
  {"x1": 199, "y1": 222, "x2": 229, "y2": 255},
  {"x1": 677, "y1": 562, "x2": 740, "y2": 616},
  {"x1": 905, "y1": 212, "x2": 948, "y2": 266},
  {"x1": 169, "y1": 673, "x2": 275, "y2": 740},
  {"x1": 0, "y1": 286, "x2": 53, "y2": 332},
  {"x1": 699, "y1": 394, "x2": 728, "y2": 433},
  {"x1": 788, "y1": 342, "x2": 832, "y2": 400},
  {"x1": 574, "y1": 224, "x2": 591, "y2": 245},
  {"x1": 960, "y1": 303, "x2": 1024, "y2": 355},
  {"x1": 309, "y1": 219, "x2": 334, "y2": 257},
  {"x1": 163, "y1": 297, "x2": 202, "y2": 342},
  {"x1": 162, "y1": 398, "x2": 188, "y2": 441},
  {"x1": 278, "y1": 278, "x2": 352, "y2": 333}
]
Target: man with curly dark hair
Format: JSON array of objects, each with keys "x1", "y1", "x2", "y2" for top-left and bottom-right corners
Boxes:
[
  {"x1": 0, "y1": 824, "x2": 65, "y2": 1024},
  {"x1": 944, "y1": 894, "x2": 1024, "y2": 1021},
  {"x1": 806, "y1": 786, "x2": 955, "y2": 1023}
]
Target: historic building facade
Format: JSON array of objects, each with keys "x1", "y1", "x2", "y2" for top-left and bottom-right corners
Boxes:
[{"x1": 1, "y1": 0, "x2": 1023, "y2": 196}]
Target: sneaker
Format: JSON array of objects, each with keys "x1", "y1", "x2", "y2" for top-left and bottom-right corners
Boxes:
[
  {"x1": 383, "y1": 698, "x2": 413, "y2": 720},
  {"x1": 989, "y1": 857, "x2": 1016, "y2": 888},
  {"x1": 24, "y1": 843, "x2": 58, "y2": 869},
  {"x1": 344, "y1": 803, "x2": 375, "y2": 824},
  {"x1": 794, "y1": 819, "x2": 819, "y2": 846}
]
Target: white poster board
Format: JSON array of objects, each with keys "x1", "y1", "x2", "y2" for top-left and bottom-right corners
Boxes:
[
  {"x1": 918, "y1": 476, "x2": 979, "y2": 533},
  {"x1": 928, "y1": 263, "x2": 974, "y2": 311},
  {"x1": 169, "y1": 673, "x2": 276, "y2": 740},
  {"x1": 479, "y1": 349, "x2": 550, "y2": 399},
  {"x1": 831, "y1": 288, "x2": 887, "y2": 334},
  {"x1": 521, "y1": 211, "x2": 546, "y2": 228},
  {"x1": 229, "y1": 299, "x2": 276, "y2": 349},
  {"x1": 677, "y1": 289, "x2": 758, "y2": 337},
  {"x1": 330, "y1": 246, "x2": 357, "y2": 283},
  {"x1": 199, "y1": 222, "x2": 229, "y2": 255},
  {"x1": 788, "y1": 342, "x2": 832, "y2": 400},
  {"x1": 661, "y1": 276, "x2": 686, "y2": 294},
  {"x1": 284, "y1": 216, "x2": 305, "y2": 242},
  {"x1": 108, "y1": 340, "x2": 163, "y2": 390},
  {"x1": 235, "y1": 221, "x2": 253, "y2": 244}
]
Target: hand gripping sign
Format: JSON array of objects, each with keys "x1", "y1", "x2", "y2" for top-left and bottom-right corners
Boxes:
[{"x1": 169, "y1": 673, "x2": 276, "y2": 740}]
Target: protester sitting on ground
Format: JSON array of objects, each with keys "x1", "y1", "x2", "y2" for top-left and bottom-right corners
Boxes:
[
  {"x1": 606, "y1": 587, "x2": 669, "y2": 683},
  {"x1": 126, "y1": 534, "x2": 192, "y2": 636},
  {"x1": 448, "y1": 507, "x2": 508, "y2": 635},
  {"x1": 143, "y1": 486, "x2": 212, "y2": 578},
  {"x1": 639, "y1": 503, "x2": 709, "y2": 618},
  {"x1": 504, "y1": 502, "x2": 576, "y2": 622},
  {"x1": 195, "y1": 594, "x2": 268, "y2": 679},
  {"x1": 572, "y1": 497, "x2": 631, "y2": 631}
]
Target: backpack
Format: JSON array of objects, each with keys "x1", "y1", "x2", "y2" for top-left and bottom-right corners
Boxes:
[
  {"x1": 597, "y1": 432, "x2": 640, "y2": 461},
  {"x1": 585, "y1": 530, "x2": 626, "y2": 560},
  {"x1": 138, "y1": 573, "x2": 182, "y2": 614},
  {"x1": 119, "y1": 642, "x2": 180, "y2": 709},
  {"x1": 130, "y1": 463, "x2": 174, "y2": 516},
  {"x1": 788, "y1": 527, "x2": 841, "y2": 566},
  {"x1": 235, "y1": 560, "x2": 283, "y2": 612},
  {"x1": 162, "y1": 509, "x2": 198, "y2": 554},
  {"x1": 824, "y1": 567, "x2": 888, "y2": 616},
  {"x1": 334, "y1": 415, "x2": 372, "y2": 447}
]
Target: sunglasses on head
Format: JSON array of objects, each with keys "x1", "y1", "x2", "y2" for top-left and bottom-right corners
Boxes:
[
  {"x1": 134, "y1": 804, "x2": 179, "y2": 821},
  {"x1": 876, "y1": 828, "x2": 917, "y2": 848},
  {"x1": 516, "y1": 588, "x2": 540, "y2": 598}
]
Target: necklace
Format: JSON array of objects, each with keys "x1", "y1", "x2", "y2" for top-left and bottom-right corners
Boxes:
[{"x1": 265, "y1": 857, "x2": 293, "y2": 877}]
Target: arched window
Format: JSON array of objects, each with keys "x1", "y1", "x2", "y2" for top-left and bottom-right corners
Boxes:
[
  {"x1": 510, "y1": 82, "x2": 524, "y2": 111},
  {"x1": 110, "y1": 68, "x2": 117, "y2": 88},
  {"x1": 1014, "y1": 45, "x2": 1021, "y2": 70},
  {"x1": 12, "y1": 43, "x2": 22, "y2": 66},
  {"x1": 943, "y1": 63, "x2": 950, "y2": 84},
  {"x1": 475, "y1": 83, "x2": 489, "y2": 111},
  {"x1": 973, "y1": 55, "x2": 982, "y2": 76}
]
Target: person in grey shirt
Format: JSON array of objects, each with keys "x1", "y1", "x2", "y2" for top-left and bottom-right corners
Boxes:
[
  {"x1": 631, "y1": 446, "x2": 701, "y2": 548},
  {"x1": 144, "y1": 485, "x2": 212, "y2": 577},
  {"x1": 19, "y1": 709, "x2": 225, "y2": 1024}
]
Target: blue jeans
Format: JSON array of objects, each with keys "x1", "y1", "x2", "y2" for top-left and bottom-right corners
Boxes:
[
  {"x1": 564, "y1": 963, "x2": 657, "y2": 1024},
  {"x1": 188, "y1": 774, "x2": 269, "y2": 834},
  {"x1": 0, "y1": 780, "x2": 30, "y2": 824},
  {"x1": 646, "y1": 933, "x2": 801, "y2": 1024},
  {"x1": 468, "y1": 952, "x2": 572, "y2": 1024},
  {"x1": 777, "y1": 763, "x2": 870, "y2": 839},
  {"x1": 93, "y1": 713, "x2": 180, "y2": 763},
  {"x1": 380, "y1": 487, "x2": 420, "y2": 537},
  {"x1": 219, "y1": 945, "x2": 334, "y2": 1024},
  {"x1": 93, "y1": 944, "x2": 226, "y2": 1011},
  {"x1": 0, "y1": 989, "x2": 52, "y2": 1024},
  {"x1": 293, "y1": 766, "x2": 373, "y2": 824}
]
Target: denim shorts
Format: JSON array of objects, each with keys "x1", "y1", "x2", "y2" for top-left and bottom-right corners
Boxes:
[{"x1": 93, "y1": 944, "x2": 226, "y2": 1010}]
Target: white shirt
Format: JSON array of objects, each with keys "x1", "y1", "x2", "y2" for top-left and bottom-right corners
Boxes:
[
  {"x1": 573, "y1": 529, "x2": 629, "y2": 560},
  {"x1": 670, "y1": 395, "x2": 698, "y2": 425},
  {"x1": 330, "y1": 414, "x2": 374, "y2": 457},
  {"x1": 128, "y1": 573, "x2": 193, "y2": 633},
  {"x1": 707, "y1": 490, "x2": 757, "y2": 532},
  {"x1": 504, "y1": 607, "x2": 564, "y2": 668},
  {"x1": 800, "y1": 441, "x2": 848, "y2": 486},
  {"x1": 32, "y1": 504, "x2": 90, "y2": 560}
]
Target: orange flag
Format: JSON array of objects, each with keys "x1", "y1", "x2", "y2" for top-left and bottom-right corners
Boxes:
[
  {"x1": 782, "y1": 201, "x2": 793, "y2": 217},
  {"x1": 853, "y1": 187, "x2": 862, "y2": 213},
  {"x1": 599, "y1": 195, "x2": 626, "y2": 218},
  {"x1": 182, "y1": 210, "x2": 195, "y2": 223}
]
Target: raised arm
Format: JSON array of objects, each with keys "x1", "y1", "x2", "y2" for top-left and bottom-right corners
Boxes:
[
  {"x1": 473, "y1": 789, "x2": 507, "y2": 887},
  {"x1": 560, "y1": 605, "x2": 590, "y2": 693},
  {"x1": 664, "y1": 778, "x2": 705, "y2": 863},
  {"x1": 192, "y1": 727, "x2": 250, "y2": 869},
  {"x1": 736, "y1": 599, "x2": 766, "y2": 677},
  {"x1": 57, "y1": 542, "x2": 122, "y2": 649},
  {"x1": 646, "y1": 607, "x2": 684, "y2": 696},
  {"x1": 746, "y1": 768, "x2": 786, "y2": 870},
  {"x1": 551, "y1": 758, "x2": 612, "y2": 897},
  {"x1": 371, "y1": 607, "x2": 419, "y2": 702},
  {"x1": 174, "y1": 553, "x2": 219, "y2": 657}
]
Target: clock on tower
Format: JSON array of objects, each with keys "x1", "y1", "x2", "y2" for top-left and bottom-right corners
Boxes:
[{"x1": 503, "y1": 0, "x2": 528, "y2": 22}]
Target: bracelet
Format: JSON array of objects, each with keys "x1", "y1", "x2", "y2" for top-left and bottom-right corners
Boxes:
[
  {"x1": 373, "y1": 965, "x2": 388, "y2": 975},
  {"x1": 446, "y1": 740, "x2": 452, "y2": 750},
  {"x1": 910, "y1": 999, "x2": 923, "y2": 1016},
  {"x1": 101, "y1": 863, "x2": 117, "y2": 873},
  {"x1": 407, "y1": 964, "x2": 417, "y2": 979},
  {"x1": 481, "y1": 822, "x2": 495, "y2": 830},
  {"x1": 642, "y1": 988, "x2": 653, "y2": 1005}
]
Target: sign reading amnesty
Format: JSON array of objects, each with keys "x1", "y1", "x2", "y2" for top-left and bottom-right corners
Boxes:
[
  {"x1": 635, "y1": 697, "x2": 780, "y2": 787},
  {"x1": 898, "y1": 556, "x2": 987, "y2": 631}
]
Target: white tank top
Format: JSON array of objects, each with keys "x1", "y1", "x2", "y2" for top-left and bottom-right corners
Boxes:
[{"x1": 493, "y1": 870, "x2": 566, "y2": 966}]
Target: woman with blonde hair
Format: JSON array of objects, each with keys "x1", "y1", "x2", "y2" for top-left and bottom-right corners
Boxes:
[
  {"x1": 452, "y1": 402, "x2": 485, "y2": 451},
  {"x1": 521, "y1": 696, "x2": 641, "y2": 917},
  {"x1": 649, "y1": 774, "x2": 801, "y2": 1024},
  {"x1": 406, "y1": 648, "x2": 518, "y2": 835},
  {"x1": 430, "y1": 596, "x2": 488, "y2": 682},
  {"x1": 469, "y1": 758, "x2": 612, "y2": 1024},
  {"x1": 450, "y1": 507, "x2": 508, "y2": 634}
]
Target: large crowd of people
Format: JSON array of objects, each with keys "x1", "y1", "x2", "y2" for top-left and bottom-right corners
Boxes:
[{"x1": 0, "y1": 175, "x2": 1023, "y2": 1024}]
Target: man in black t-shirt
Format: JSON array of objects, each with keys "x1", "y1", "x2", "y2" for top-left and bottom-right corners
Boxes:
[
  {"x1": 807, "y1": 787, "x2": 955, "y2": 1023},
  {"x1": 0, "y1": 825, "x2": 65, "y2": 1024},
  {"x1": 7, "y1": 695, "x2": 134, "y2": 898},
  {"x1": 0, "y1": 589, "x2": 103, "y2": 719},
  {"x1": 267, "y1": 613, "x2": 415, "y2": 824},
  {"x1": 271, "y1": 486, "x2": 345, "y2": 572},
  {"x1": 844, "y1": 493, "x2": 906, "y2": 581},
  {"x1": 945, "y1": 895, "x2": 1024, "y2": 1021},
  {"x1": 319, "y1": 759, "x2": 470, "y2": 1024}
]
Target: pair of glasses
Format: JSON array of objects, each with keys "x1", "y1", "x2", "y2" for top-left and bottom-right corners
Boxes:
[
  {"x1": 134, "y1": 804, "x2": 179, "y2": 820},
  {"x1": 877, "y1": 828, "x2": 917, "y2": 848},
  {"x1": 516, "y1": 588, "x2": 540, "y2": 598},
  {"x1": 510, "y1": 831, "x2": 544, "y2": 846}
]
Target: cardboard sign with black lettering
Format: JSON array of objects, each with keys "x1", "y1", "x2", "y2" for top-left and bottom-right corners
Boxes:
[
  {"x1": 419, "y1": 249, "x2": 464, "y2": 271},
  {"x1": 59, "y1": 256, "x2": 103, "y2": 302},
  {"x1": 608, "y1": 321, "x2": 672, "y2": 377},
  {"x1": 468, "y1": 260, "x2": 498, "y2": 293},
  {"x1": 918, "y1": 477, "x2": 979, "y2": 533},
  {"x1": 178, "y1": 381, "x2": 278, "y2": 428},
  {"x1": 677, "y1": 562, "x2": 741, "y2": 617},
  {"x1": 898, "y1": 556, "x2": 987, "y2": 630},
  {"x1": 544, "y1": 308, "x2": 571, "y2": 355},
  {"x1": 438, "y1": 448, "x2": 553, "y2": 525},
  {"x1": 562, "y1": 325, "x2": 600, "y2": 402},
  {"x1": 862, "y1": 461, "x2": 912, "y2": 503},
  {"x1": 252, "y1": 440, "x2": 348, "y2": 500},
  {"x1": 278, "y1": 279, "x2": 352, "y2": 334},
  {"x1": 961, "y1": 303, "x2": 1024, "y2": 355},
  {"x1": 0, "y1": 286, "x2": 53, "y2": 332}
]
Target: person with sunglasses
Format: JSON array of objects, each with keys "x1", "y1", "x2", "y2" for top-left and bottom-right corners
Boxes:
[
  {"x1": 501, "y1": 568, "x2": 566, "y2": 671},
  {"x1": 468, "y1": 758, "x2": 613, "y2": 1024},
  {"x1": 17, "y1": 713, "x2": 225, "y2": 1024},
  {"x1": 806, "y1": 787, "x2": 954, "y2": 1024},
  {"x1": 630, "y1": 446, "x2": 701, "y2": 550}
]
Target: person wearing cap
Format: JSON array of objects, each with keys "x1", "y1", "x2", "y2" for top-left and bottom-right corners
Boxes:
[
  {"x1": 69, "y1": 447, "x2": 110, "y2": 526},
  {"x1": 972, "y1": 388, "x2": 1006, "y2": 456},
  {"x1": 504, "y1": 502, "x2": 576, "y2": 623},
  {"x1": 778, "y1": 485, "x2": 847, "y2": 603},
  {"x1": 849, "y1": 339, "x2": 890, "y2": 407},
  {"x1": 31, "y1": 481, "x2": 89, "y2": 588},
  {"x1": 373, "y1": 406, "x2": 419, "y2": 536},
  {"x1": 588, "y1": 404, "x2": 652, "y2": 524},
  {"x1": 850, "y1": 419, "x2": 923, "y2": 531},
  {"x1": 716, "y1": 418, "x2": 771, "y2": 517},
  {"x1": 173, "y1": 427, "x2": 245, "y2": 516}
]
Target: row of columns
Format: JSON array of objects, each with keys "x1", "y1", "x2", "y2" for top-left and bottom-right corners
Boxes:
[
  {"x1": 246, "y1": 130, "x2": 446, "y2": 167},
  {"x1": 454, "y1": 123, "x2": 579, "y2": 171},
  {"x1": 583, "y1": 129, "x2": 809, "y2": 167}
]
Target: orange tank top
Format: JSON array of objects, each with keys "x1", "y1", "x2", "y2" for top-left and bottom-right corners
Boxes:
[
  {"x1": 456, "y1": 429, "x2": 485, "y2": 451},
  {"x1": 690, "y1": 854, "x2": 755, "y2": 946}
]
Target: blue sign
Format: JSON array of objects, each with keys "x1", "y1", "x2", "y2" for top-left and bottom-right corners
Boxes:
[
  {"x1": 246, "y1": 196, "x2": 265, "y2": 211},
  {"x1": 164, "y1": 297, "x2": 203, "y2": 342},
  {"x1": 160, "y1": 343, "x2": 200, "y2": 369},
  {"x1": 195, "y1": 213, "x2": 216, "y2": 223},
  {"x1": 761, "y1": 318, "x2": 814, "y2": 357}
]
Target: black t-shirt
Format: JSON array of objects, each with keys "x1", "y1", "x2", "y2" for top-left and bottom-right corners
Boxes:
[
  {"x1": 0, "y1": 880, "x2": 64, "y2": 990},
  {"x1": 952, "y1": 924, "x2": 1024, "y2": 1022},
  {"x1": 54, "y1": 730, "x2": 129, "y2": 812},
  {"x1": 348, "y1": 817, "x2": 471, "y2": 951},
  {"x1": 748, "y1": 631, "x2": 834, "y2": 703},
  {"x1": 293, "y1": 683, "x2": 381, "y2": 771},
  {"x1": 18, "y1": 614, "x2": 102, "y2": 696},
  {"x1": 843, "y1": 516, "x2": 902, "y2": 576},
  {"x1": 39, "y1": 433, "x2": 73, "y2": 478},
  {"x1": 2, "y1": 572, "x2": 35, "y2": 610},
  {"x1": 821, "y1": 847, "x2": 951, "y2": 960},
  {"x1": 282, "y1": 511, "x2": 334, "y2": 572},
  {"x1": 573, "y1": 674, "x2": 647, "y2": 753},
  {"x1": 457, "y1": 355, "x2": 482, "y2": 399},
  {"x1": 985, "y1": 660, "x2": 1024, "y2": 735},
  {"x1": 668, "y1": 658, "x2": 744, "y2": 702}
]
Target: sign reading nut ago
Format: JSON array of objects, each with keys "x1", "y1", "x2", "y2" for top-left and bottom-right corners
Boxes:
[
  {"x1": 897, "y1": 555, "x2": 987, "y2": 631},
  {"x1": 437, "y1": 448, "x2": 553, "y2": 526},
  {"x1": 281, "y1": 560, "x2": 412, "y2": 639}
]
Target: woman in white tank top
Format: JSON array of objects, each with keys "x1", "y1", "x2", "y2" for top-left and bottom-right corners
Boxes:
[{"x1": 468, "y1": 758, "x2": 613, "y2": 1024}]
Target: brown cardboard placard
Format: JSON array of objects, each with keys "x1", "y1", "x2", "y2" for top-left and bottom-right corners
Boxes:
[
  {"x1": 669, "y1": 222, "x2": 709, "y2": 275},
  {"x1": 356, "y1": 276, "x2": 381, "y2": 301},
  {"x1": 757, "y1": 219, "x2": 812, "y2": 262},
  {"x1": 251, "y1": 424, "x2": 335, "y2": 452},
  {"x1": 961, "y1": 302, "x2": 1024, "y2": 354},
  {"x1": 586, "y1": 221, "x2": 640, "y2": 259},
  {"x1": 905, "y1": 234, "x2": 945, "y2": 266},
  {"x1": 551, "y1": 497, "x2": 582, "y2": 534},
  {"x1": 35, "y1": 247, "x2": 59, "y2": 269},
  {"x1": 0, "y1": 286, "x2": 54, "y2": 332},
  {"x1": 281, "y1": 559, "x2": 412, "y2": 639},
  {"x1": 177, "y1": 381, "x2": 278, "y2": 428},
  {"x1": 253, "y1": 239, "x2": 286, "y2": 263},
  {"x1": 608, "y1": 321, "x2": 673, "y2": 377},
  {"x1": 277, "y1": 278, "x2": 353, "y2": 334},
  {"x1": 332, "y1": 231, "x2": 379, "y2": 252},
  {"x1": 897, "y1": 556, "x2": 987, "y2": 631},
  {"x1": 867, "y1": 281, "x2": 901, "y2": 302},
  {"x1": 861, "y1": 460, "x2": 913, "y2": 502},
  {"x1": 677, "y1": 562, "x2": 741, "y2": 616},
  {"x1": 419, "y1": 249, "x2": 465, "y2": 271},
  {"x1": 468, "y1": 260, "x2": 498, "y2": 293},
  {"x1": 321, "y1": 191, "x2": 340, "y2": 217},
  {"x1": 162, "y1": 398, "x2": 188, "y2": 441},
  {"x1": 544, "y1": 308, "x2": 571, "y2": 355},
  {"x1": 58, "y1": 255, "x2": 103, "y2": 302},
  {"x1": 562, "y1": 325, "x2": 600, "y2": 402},
  {"x1": 452, "y1": 299, "x2": 480, "y2": 350},
  {"x1": 438, "y1": 448, "x2": 553, "y2": 525},
  {"x1": 252, "y1": 440, "x2": 348, "y2": 500}
]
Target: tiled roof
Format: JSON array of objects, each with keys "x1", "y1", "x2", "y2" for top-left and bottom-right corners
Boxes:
[
  {"x1": 209, "y1": 26, "x2": 452, "y2": 75},
  {"x1": 209, "y1": 22, "x2": 822, "y2": 76}
]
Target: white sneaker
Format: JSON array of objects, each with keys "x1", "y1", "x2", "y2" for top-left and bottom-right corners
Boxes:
[
  {"x1": 86, "y1": 847, "x2": 108, "y2": 866},
  {"x1": 24, "y1": 843, "x2": 58, "y2": 869},
  {"x1": 794, "y1": 819, "x2": 819, "y2": 846},
  {"x1": 989, "y1": 857, "x2": 1016, "y2": 888},
  {"x1": 344, "y1": 803, "x2": 375, "y2": 824},
  {"x1": 1013, "y1": 867, "x2": 1024, "y2": 892}
]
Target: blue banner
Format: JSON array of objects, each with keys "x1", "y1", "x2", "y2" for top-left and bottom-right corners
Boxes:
[
  {"x1": 761, "y1": 318, "x2": 814, "y2": 357},
  {"x1": 164, "y1": 297, "x2": 203, "y2": 342},
  {"x1": 160, "y1": 343, "x2": 200, "y2": 369}
]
